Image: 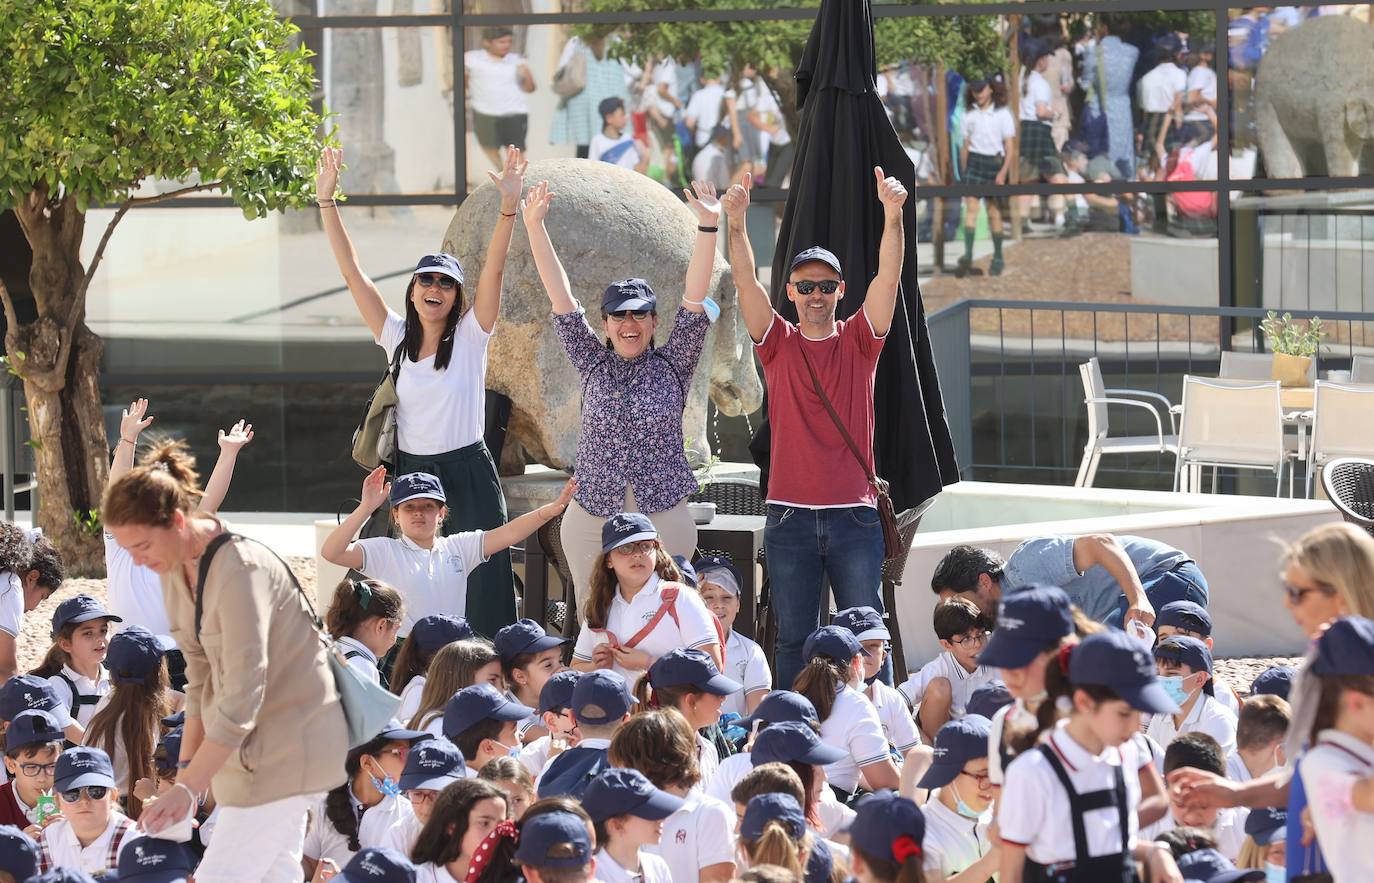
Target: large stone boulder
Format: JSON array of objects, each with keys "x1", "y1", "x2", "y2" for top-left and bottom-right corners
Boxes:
[{"x1": 443, "y1": 159, "x2": 764, "y2": 474}]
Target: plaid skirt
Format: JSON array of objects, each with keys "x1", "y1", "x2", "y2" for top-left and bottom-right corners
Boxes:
[
  {"x1": 1019, "y1": 119, "x2": 1061, "y2": 179},
  {"x1": 963, "y1": 151, "x2": 1008, "y2": 209}
]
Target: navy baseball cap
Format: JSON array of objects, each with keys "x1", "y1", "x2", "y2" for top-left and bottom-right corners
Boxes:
[
  {"x1": 649, "y1": 648, "x2": 741, "y2": 697},
  {"x1": 106, "y1": 625, "x2": 170, "y2": 685},
  {"x1": 1156, "y1": 601, "x2": 1213, "y2": 637},
  {"x1": 514, "y1": 810, "x2": 593, "y2": 868},
  {"x1": 391, "y1": 472, "x2": 446, "y2": 507},
  {"x1": 155, "y1": 727, "x2": 183, "y2": 773},
  {"x1": 495, "y1": 619, "x2": 569, "y2": 663},
  {"x1": 671, "y1": 556, "x2": 698, "y2": 588},
  {"x1": 442, "y1": 684, "x2": 533, "y2": 741},
  {"x1": 413, "y1": 253, "x2": 464, "y2": 285},
  {"x1": 1070, "y1": 631, "x2": 1178, "y2": 715},
  {"x1": 807, "y1": 836, "x2": 835, "y2": 883},
  {"x1": 917, "y1": 714, "x2": 992, "y2": 790},
  {"x1": 1312, "y1": 616, "x2": 1374, "y2": 676},
  {"x1": 803, "y1": 625, "x2": 870, "y2": 663},
  {"x1": 581, "y1": 767, "x2": 684, "y2": 823},
  {"x1": 1154, "y1": 635, "x2": 1214, "y2": 675},
  {"x1": 55, "y1": 746, "x2": 117, "y2": 792},
  {"x1": 601, "y1": 278, "x2": 657, "y2": 315},
  {"x1": 398, "y1": 738, "x2": 466, "y2": 792},
  {"x1": 1243, "y1": 807, "x2": 1287, "y2": 845},
  {"x1": 789, "y1": 246, "x2": 843, "y2": 278},
  {"x1": 538, "y1": 670, "x2": 582, "y2": 715},
  {"x1": 750, "y1": 720, "x2": 847, "y2": 767},
  {"x1": 600, "y1": 512, "x2": 657, "y2": 554},
  {"x1": 0, "y1": 824, "x2": 37, "y2": 880},
  {"x1": 376, "y1": 719, "x2": 434, "y2": 744},
  {"x1": 409, "y1": 614, "x2": 474, "y2": 651},
  {"x1": 848, "y1": 791, "x2": 926, "y2": 870},
  {"x1": 694, "y1": 555, "x2": 742, "y2": 596},
  {"x1": 966, "y1": 683, "x2": 1014, "y2": 720},
  {"x1": 5, "y1": 709, "x2": 63, "y2": 753},
  {"x1": 51, "y1": 595, "x2": 121, "y2": 636},
  {"x1": 833, "y1": 606, "x2": 890, "y2": 643},
  {"x1": 338, "y1": 846, "x2": 418, "y2": 883},
  {"x1": 739, "y1": 690, "x2": 819, "y2": 728},
  {"x1": 978, "y1": 586, "x2": 1074, "y2": 669},
  {"x1": 0, "y1": 675, "x2": 69, "y2": 725},
  {"x1": 115, "y1": 836, "x2": 195, "y2": 882},
  {"x1": 1250, "y1": 665, "x2": 1296, "y2": 700},
  {"x1": 571, "y1": 670, "x2": 634, "y2": 725},
  {"x1": 1176, "y1": 848, "x2": 1264, "y2": 882},
  {"x1": 741, "y1": 792, "x2": 805, "y2": 841}
]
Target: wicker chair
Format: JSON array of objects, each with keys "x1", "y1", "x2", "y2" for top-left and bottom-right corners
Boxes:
[
  {"x1": 535, "y1": 512, "x2": 581, "y2": 641},
  {"x1": 881, "y1": 499, "x2": 936, "y2": 680},
  {"x1": 690, "y1": 477, "x2": 769, "y2": 516},
  {"x1": 1321, "y1": 457, "x2": 1374, "y2": 538}
]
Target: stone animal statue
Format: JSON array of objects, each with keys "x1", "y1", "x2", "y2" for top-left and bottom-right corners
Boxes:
[
  {"x1": 443, "y1": 159, "x2": 764, "y2": 475},
  {"x1": 1255, "y1": 15, "x2": 1374, "y2": 177}
]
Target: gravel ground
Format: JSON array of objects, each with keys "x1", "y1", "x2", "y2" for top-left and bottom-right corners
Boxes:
[{"x1": 18, "y1": 558, "x2": 1298, "y2": 694}]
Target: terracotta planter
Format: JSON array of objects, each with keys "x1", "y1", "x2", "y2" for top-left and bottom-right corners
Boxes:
[{"x1": 1271, "y1": 352, "x2": 1313, "y2": 388}]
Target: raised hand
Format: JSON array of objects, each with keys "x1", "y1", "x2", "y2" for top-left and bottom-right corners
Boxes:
[
  {"x1": 316, "y1": 147, "x2": 343, "y2": 202},
  {"x1": 488, "y1": 146, "x2": 529, "y2": 212},
  {"x1": 217, "y1": 419, "x2": 254, "y2": 452},
  {"x1": 874, "y1": 166, "x2": 908, "y2": 217},
  {"x1": 721, "y1": 171, "x2": 752, "y2": 221},
  {"x1": 360, "y1": 465, "x2": 391, "y2": 512},
  {"x1": 119, "y1": 399, "x2": 154, "y2": 443},
  {"x1": 550, "y1": 478, "x2": 578, "y2": 513},
  {"x1": 521, "y1": 180, "x2": 555, "y2": 227},
  {"x1": 683, "y1": 180, "x2": 722, "y2": 227}
]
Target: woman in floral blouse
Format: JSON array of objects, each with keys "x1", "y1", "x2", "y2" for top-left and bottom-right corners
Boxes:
[{"x1": 521, "y1": 178, "x2": 719, "y2": 611}]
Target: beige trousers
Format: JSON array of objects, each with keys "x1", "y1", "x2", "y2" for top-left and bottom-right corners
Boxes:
[{"x1": 560, "y1": 486, "x2": 698, "y2": 617}]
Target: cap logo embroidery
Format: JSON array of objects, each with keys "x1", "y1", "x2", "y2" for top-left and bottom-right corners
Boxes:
[
  {"x1": 998, "y1": 615, "x2": 1024, "y2": 631},
  {"x1": 359, "y1": 857, "x2": 386, "y2": 875},
  {"x1": 419, "y1": 756, "x2": 447, "y2": 769},
  {"x1": 70, "y1": 756, "x2": 97, "y2": 768},
  {"x1": 135, "y1": 845, "x2": 166, "y2": 867},
  {"x1": 931, "y1": 747, "x2": 948, "y2": 757}
]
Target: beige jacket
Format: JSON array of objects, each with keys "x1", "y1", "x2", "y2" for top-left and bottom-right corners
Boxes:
[{"x1": 163, "y1": 525, "x2": 348, "y2": 807}]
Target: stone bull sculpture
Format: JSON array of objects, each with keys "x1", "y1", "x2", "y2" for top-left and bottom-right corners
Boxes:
[
  {"x1": 1255, "y1": 15, "x2": 1374, "y2": 177},
  {"x1": 443, "y1": 159, "x2": 764, "y2": 475}
]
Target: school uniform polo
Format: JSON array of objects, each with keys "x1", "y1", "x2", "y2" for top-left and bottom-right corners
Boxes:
[
  {"x1": 1138, "y1": 807, "x2": 1246, "y2": 859},
  {"x1": 358, "y1": 793, "x2": 415, "y2": 851},
  {"x1": 1213, "y1": 674, "x2": 1241, "y2": 715},
  {"x1": 596, "y1": 847, "x2": 674, "y2": 883},
  {"x1": 37, "y1": 813, "x2": 137, "y2": 875},
  {"x1": 646, "y1": 790, "x2": 736, "y2": 883},
  {"x1": 336, "y1": 636, "x2": 381, "y2": 686},
  {"x1": 414, "y1": 863, "x2": 462, "y2": 883},
  {"x1": 820, "y1": 685, "x2": 890, "y2": 793},
  {"x1": 356, "y1": 531, "x2": 487, "y2": 635},
  {"x1": 720, "y1": 630, "x2": 771, "y2": 718},
  {"x1": 0, "y1": 571, "x2": 23, "y2": 640},
  {"x1": 46, "y1": 664, "x2": 110, "y2": 728},
  {"x1": 571, "y1": 574, "x2": 719, "y2": 683},
  {"x1": 1299, "y1": 728, "x2": 1374, "y2": 882},
  {"x1": 697, "y1": 732, "x2": 720, "y2": 790},
  {"x1": 921, "y1": 796, "x2": 993, "y2": 878},
  {"x1": 815, "y1": 786, "x2": 856, "y2": 838},
  {"x1": 303, "y1": 790, "x2": 361, "y2": 868},
  {"x1": 1144, "y1": 692, "x2": 1237, "y2": 760},
  {"x1": 374, "y1": 809, "x2": 422, "y2": 858},
  {"x1": 396, "y1": 676, "x2": 426, "y2": 724},
  {"x1": 867, "y1": 679, "x2": 920, "y2": 752},
  {"x1": 898, "y1": 652, "x2": 1000, "y2": 719},
  {"x1": 704, "y1": 751, "x2": 752, "y2": 807},
  {"x1": 999, "y1": 721, "x2": 1145, "y2": 866}
]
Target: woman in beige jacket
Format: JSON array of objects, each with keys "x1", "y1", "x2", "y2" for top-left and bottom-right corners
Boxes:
[{"x1": 103, "y1": 461, "x2": 348, "y2": 883}]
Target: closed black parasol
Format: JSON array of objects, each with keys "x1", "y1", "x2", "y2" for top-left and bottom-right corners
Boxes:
[{"x1": 749, "y1": 0, "x2": 959, "y2": 511}]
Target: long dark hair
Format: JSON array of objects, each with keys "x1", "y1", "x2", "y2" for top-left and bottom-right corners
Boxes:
[
  {"x1": 324, "y1": 578, "x2": 404, "y2": 641},
  {"x1": 402, "y1": 276, "x2": 466, "y2": 370},
  {"x1": 471, "y1": 797, "x2": 594, "y2": 883},
  {"x1": 323, "y1": 734, "x2": 395, "y2": 851},
  {"x1": 411, "y1": 778, "x2": 507, "y2": 866},
  {"x1": 583, "y1": 543, "x2": 681, "y2": 630},
  {"x1": 85, "y1": 659, "x2": 172, "y2": 819}
]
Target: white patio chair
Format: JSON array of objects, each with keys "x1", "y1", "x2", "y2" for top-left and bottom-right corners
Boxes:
[
  {"x1": 1074, "y1": 357, "x2": 1179, "y2": 488},
  {"x1": 1175, "y1": 376, "x2": 1288, "y2": 495},
  {"x1": 1307, "y1": 381, "x2": 1374, "y2": 497},
  {"x1": 1219, "y1": 350, "x2": 1317, "y2": 384},
  {"x1": 1351, "y1": 354, "x2": 1374, "y2": 383}
]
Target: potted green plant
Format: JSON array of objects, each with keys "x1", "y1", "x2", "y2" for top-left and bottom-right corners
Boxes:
[
  {"x1": 685, "y1": 438, "x2": 720, "y2": 524},
  {"x1": 1260, "y1": 311, "x2": 1324, "y2": 387}
]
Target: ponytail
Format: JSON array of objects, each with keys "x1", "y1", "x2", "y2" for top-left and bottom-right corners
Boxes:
[
  {"x1": 743, "y1": 821, "x2": 805, "y2": 875},
  {"x1": 324, "y1": 578, "x2": 403, "y2": 641},
  {"x1": 325, "y1": 735, "x2": 392, "y2": 851},
  {"x1": 137, "y1": 438, "x2": 202, "y2": 495},
  {"x1": 853, "y1": 843, "x2": 927, "y2": 883},
  {"x1": 30, "y1": 624, "x2": 77, "y2": 679},
  {"x1": 792, "y1": 656, "x2": 848, "y2": 723},
  {"x1": 103, "y1": 465, "x2": 198, "y2": 529}
]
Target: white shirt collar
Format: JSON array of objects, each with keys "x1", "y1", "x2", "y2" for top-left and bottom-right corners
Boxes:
[
  {"x1": 398, "y1": 534, "x2": 437, "y2": 554},
  {"x1": 60, "y1": 664, "x2": 107, "y2": 691},
  {"x1": 577, "y1": 737, "x2": 613, "y2": 750},
  {"x1": 1316, "y1": 729, "x2": 1374, "y2": 768},
  {"x1": 1048, "y1": 721, "x2": 1123, "y2": 773},
  {"x1": 614, "y1": 573, "x2": 662, "y2": 607},
  {"x1": 336, "y1": 636, "x2": 378, "y2": 664}
]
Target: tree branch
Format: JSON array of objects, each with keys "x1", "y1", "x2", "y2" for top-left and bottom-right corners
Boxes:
[
  {"x1": 0, "y1": 275, "x2": 20, "y2": 357},
  {"x1": 126, "y1": 180, "x2": 223, "y2": 207}
]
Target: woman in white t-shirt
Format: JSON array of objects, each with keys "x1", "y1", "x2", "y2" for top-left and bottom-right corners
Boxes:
[{"x1": 316, "y1": 145, "x2": 526, "y2": 642}]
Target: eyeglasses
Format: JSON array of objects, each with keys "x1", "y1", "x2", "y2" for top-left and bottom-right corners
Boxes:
[
  {"x1": 790, "y1": 279, "x2": 841, "y2": 295},
  {"x1": 613, "y1": 541, "x2": 658, "y2": 557},
  {"x1": 606, "y1": 310, "x2": 652, "y2": 322},
  {"x1": 407, "y1": 790, "x2": 438, "y2": 806},
  {"x1": 17, "y1": 762, "x2": 57, "y2": 777},
  {"x1": 1283, "y1": 581, "x2": 1330, "y2": 605},
  {"x1": 950, "y1": 630, "x2": 991, "y2": 647},
  {"x1": 60, "y1": 786, "x2": 109, "y2": 803},
  {"x1": 959, "y1": 768, "x2": 993, "y2": 787},
  {"x1": 415, "y1": 273, "x2": 457, "y2": 290},
  {"x1": 378, "y1": 747, "x2": 410, "y2": 762}
]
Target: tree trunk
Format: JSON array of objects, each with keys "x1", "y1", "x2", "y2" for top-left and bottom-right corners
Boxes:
[{"x1": 5, "y1": 190, "x2": 107, "y2": 576}]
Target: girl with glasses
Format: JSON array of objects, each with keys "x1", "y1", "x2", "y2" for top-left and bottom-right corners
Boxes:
[{"x1": 913, "y1": 715, "x2": 1001, "y2": 881}]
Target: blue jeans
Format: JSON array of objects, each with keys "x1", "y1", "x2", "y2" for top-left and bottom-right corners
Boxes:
[
  {"x1": 766, "y1": 504, "x2": 888, "y2": 690},
  {"x1": 1103, "y1": 561, "x2": 1209, "y2": 629}
]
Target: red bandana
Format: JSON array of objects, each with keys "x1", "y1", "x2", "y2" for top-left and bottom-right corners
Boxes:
[{"x1": 464, "y1": 819, "x2": 519, "y2": 883}]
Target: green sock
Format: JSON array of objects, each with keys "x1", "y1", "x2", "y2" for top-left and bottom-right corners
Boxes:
[
  {"x1": 963, "y1": 228, "x2": 975, "y2": 260},
  {"x1": 992, "y1": 233, "x2": 1004, "y2": 260}
]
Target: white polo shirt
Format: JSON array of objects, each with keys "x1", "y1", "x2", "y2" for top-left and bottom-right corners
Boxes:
[
  {"x1": 397, "y1": 676, "x2": 426, "y2": 725},
  {"x1": 646, "y1": 790, "x2": 736, "y2": 883},
  {"x1": 1139, "y1": 806, "x2": 1246, "y2": 859},
  {"x1": 303, "y1": 790, "x2": 360, "y2": 866},
  {"x1": 999, "y1": 721, "x2": 1145, "y2": 865},
  {"x1": 1137, "y1": 62, "x2": 1187, "y2": 114},
  {"x1": 359, "y1": 794, "x2": 417, "y2": 851},
  {"x1": 921, "y1": 796, "x2": 993, "y2": 878},
  {"x1": 0, "y1": 571, "x2": 23, "y2": 639},
  {"x1": 46, "y1": 664, "x2": 111, "y2": 728},
  {"x1": 38, "y1": 813, "x2": 137, "y2": 876},
  {"x1": 820, "y1": 685, "x2": 890, "y2": 793},
  {"x1": 336, "y1": 636, "x2": 381, "y2": 686},
  {"x1": 704, "y1": 751, "x2": 751, "y2": 807},
  {"x1": 356, "y1": 530, "x2": 487, "y2": 634},
  {"x1": 1213, "y1": 674, "x2": 1241, "y2": 715},
  {"x1": 571, "y1": 575, "x2": 719, "y2": 683},
  {"x1": 816, "y1": 786, "x2": 856, "y2": 838},
  {"x1": 596, "y1": 847, "x2": 674, "y2": 883},
  {"x1": 1020, "y1": 69, "x2": 1054, "y2": 121},
  {"x1": 1144, "y1": 692, "x2": 1238, "y2": 761},
  {"x1": 867, "y1": 680, "x2": 921, "y2": 752},
  {"x1": 899, "y1": 652, "x2": 1001, "y2": 719},
  {"x1": 697, "y1": 733, "x2": 720, "y2": 791},
  {"x1": 1300, "y1": 729, "x2": 1374, "y2": 883},
  {"x1": 1184, "y1": 66, "x2": 1218, "y2": 121},
  {"x1": 415, "y1": 863, "x2": 462, "y2": 883},
  {"x1": 374, "y1": 808, "x2": 422, "y2": 858},
  {"x1": 720, "y1": 630, "x2": 771, "y2": 718}
]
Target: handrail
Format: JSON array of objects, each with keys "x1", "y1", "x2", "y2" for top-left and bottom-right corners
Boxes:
[{"x1": 928, "y1": 299, "x2": 1374, "y2": 322}]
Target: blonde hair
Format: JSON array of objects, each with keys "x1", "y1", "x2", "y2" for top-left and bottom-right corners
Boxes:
[
  {"x1": 742, "y1": 821, "x2": 809, "y2": 876},
  {"x1": 409, "y1": 640, "x2": 500, "y2": 731},
  {"x1": 1236, "y1": 837, "x2": 1266, "y2": 869},
  {"x1": 1282, "y1": 523, "x2": 1374, "y2": 618}
]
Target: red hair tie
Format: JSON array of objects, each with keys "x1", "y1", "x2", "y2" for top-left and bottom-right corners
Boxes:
[
  {"x1": 1057, "y1": 642, "x2": 1074, "y2": 676},
  {"x1": 891, "y1": 834, "x2": 922, "y2": 863},
  {"x1": 465, "y1": 819, "x2": 519, "y2": 883}
]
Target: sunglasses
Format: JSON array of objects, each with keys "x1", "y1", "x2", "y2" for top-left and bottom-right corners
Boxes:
[
  {"x1": 790, "y1": 280, "x2": 841, "y2": 295},
  {"x1": 415, "y1": 273, "x2": 457, "y2": 290},
  {"x1": 1283, "y1": 581, "x2": 1329, "y2": 605},
  {"x1": 60, "y1": 785, "x2": 109, "y2": 803},
  {"x1": 606, "y1": 310, "x2": 652, "y2": 322}
]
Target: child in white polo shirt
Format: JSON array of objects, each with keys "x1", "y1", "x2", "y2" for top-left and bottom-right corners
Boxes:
[
  {"x1": 1145, "y1": 635, "x2": 1238, "y2": 759},
  {"x1": 35, "y1": 746, "x2": 136, "y2": 877},
  {"x1": 899, "y1": 597, "x2": 1000, "y2": 742},
  {"x1": 914, "y1": 715, "x2": 1000, "y2": 881},
  {"x1": 834, "y1": 606, "x2": 921, "y2": 756},
  {"x1": 694, "y1": 555, "x2": 771, "y2": 718},
  {"x1": 1153, "y1": 600, "x2": 1241, "y2": 714}
]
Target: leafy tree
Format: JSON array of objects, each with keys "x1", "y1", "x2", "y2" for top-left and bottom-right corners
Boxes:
[{"x1": 0, "y1": 0, "x2": 325, "y2": 572}]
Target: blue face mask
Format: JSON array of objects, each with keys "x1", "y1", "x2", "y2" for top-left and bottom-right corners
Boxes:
[
  {"x1": 1158, "y1": 675, "x2": 1193, "y2": 707},
  {"x1": 1264, "y1": 862, "x2": 1284, "y2": 883},
  {"x1": 371, "y1": 774, "x2": 402, "y2": 799},
  {"x1": 948, "y1": 779, "x2": 983, "y2": 820}
]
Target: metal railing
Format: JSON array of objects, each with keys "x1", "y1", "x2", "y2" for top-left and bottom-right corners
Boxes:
[{"x1": 927, "y1": 298, "x2": 1374, "y2": 488}]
